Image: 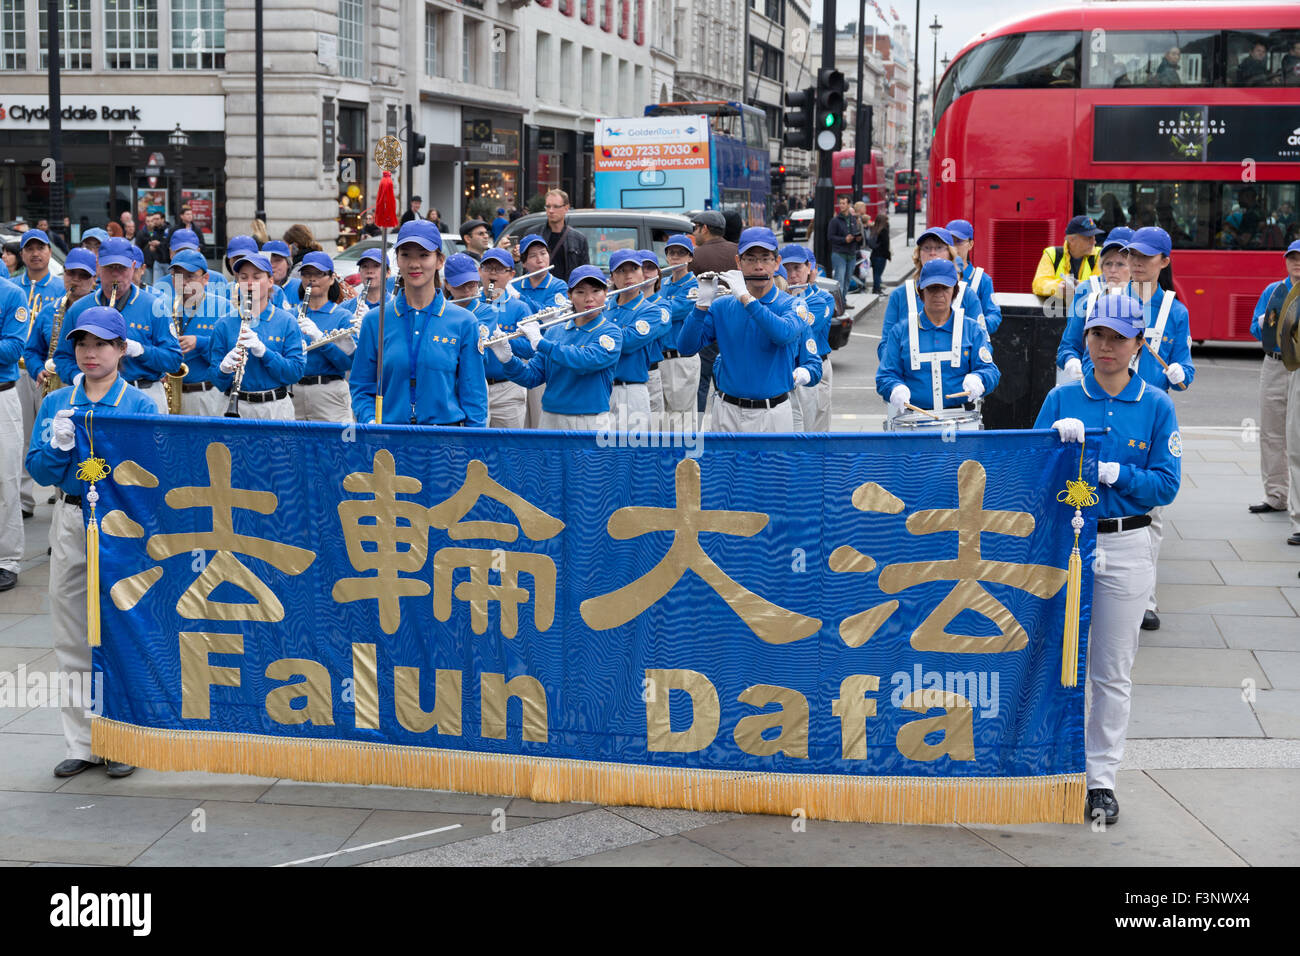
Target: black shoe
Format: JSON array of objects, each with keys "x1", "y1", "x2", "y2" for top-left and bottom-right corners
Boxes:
[
  {"x1": 54, "y1": 758, "x2": 100, "y2": 777},
  {"x1": 1141, "y1": 609, "x2": 1160, "y2": 630},
  {"x1": 0, "y1": 569, "x2": 16, "y2": 592},
  {"x1": 104, "y1": 761, "x2": 136, "y2": 778},
  {"x1": 1086, "y1": 788, "x2": 1119, "y2": 825},
  {"x1": 1288, "y1": 533, "x2": 1300, "y2": 546},
  {"x1": 1249, "y1": 501, "x2": 1284, "y2": 513},
  {"x1": 21, "y1": 509, "x2": 32, "y2": 520}
]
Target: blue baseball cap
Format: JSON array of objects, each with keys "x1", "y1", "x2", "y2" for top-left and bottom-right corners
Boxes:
[
  {"x1": 1085, "y1": 293, "x2": 1146, "y2": 337},
  {"x1": 568, "y1": 264, "x2": 609, "y2": 290},
  {"x1": 945, "y1": 219, "x2": 974, "y2": 242},
  {"x1": 19, "y1": 229, "x2": 50, "y2": 248},
  {"x1": 1283, "y1": 240, "x2": 1300, "y2": 256},
  {"x1": 737, "y1": 227, "x2": 779, "y2": 256},
  {"x1": 917, "y1": 225, "x2": 954, "y2": 247},
  {"x1": 395, "y1": 219, "x2": 442, "y2": 252},
  {"x1": 1101, "y1": 226, "x2": 1134, "y2": 254},
  {"x1": 262, "y1": 239, "x2": 292, "y2": 260},
  {"x1": 233, "y1": 252, "x2": 274, "y2": 276},
  {"x1": 917, "y1": 258, "x2": 960, "y2": 289},
  {"x1": 358, "y1": 248, "x2": 386, "y2": 265},
  {"x1": 638, "y1": 250, "x2": 660, "y2": 268},
  {"x1": 169, "y1": 228, "x2": 200, "y2": 252},
  {"x1": 774, "y1": 263, "x2": 788, "y2": 280},
  {"x1": 300, "y1": 251, "x2": 335, "y2": 274},
  {"x1": 664, "y1": 234, "x2": 694, "y2": 254},
  {"x1": 63, "y1": 249, "x2": 97, "y2": 275},
  {"x1": 128, "y1": 244, "x2": 144, "y2": 266},
  {"x1": 66, "y1": 306, "x2": 127, "y2": 343},
  {"x1": 81, "y1": 228, "x2": 109, "y2": 247},
  {"x1": 1066, "y1": 215, "x2": 1104, "y2": 237},
  {"x1": 779, "y1": 244, "x2": 812, "y2": 264},
  {"x1": 226, "y1": 236, "x2": 258, "y2": 261},
  {"x1": 479, "y1": 248, "x2": 515, "y2": 271},
  {"x1": 169, "y1": 249, "x2": 209, "y2": 274},
  {"x1": 518, "y1": 233, "x2": 547, "y2": 257},
  {"x1": 443, "y1": 253, "x2": 481, "y2": 288},
  {"x1": 97, "y1": 238, "x2": 135, "y2": 268},
  {"x1": 1126, "y1": 226, "x2": 1172, "y2": 257},
  {"x1": 608, "y1": 248, "x2": 643, "y2": 273}
]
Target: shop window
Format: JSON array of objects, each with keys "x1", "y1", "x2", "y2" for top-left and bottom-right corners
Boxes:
[
  {"x1": 171, "y1": 0, "x2": 224, "y2": 70},
  {"x1": 104, "y1": 0, "x2": 159, "y2": 70}
]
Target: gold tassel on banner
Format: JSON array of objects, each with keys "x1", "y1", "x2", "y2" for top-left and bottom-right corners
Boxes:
[
  {"x1": 74, "y1": 409, "x2": 112, "y2": 647},
  {"x1": 1056, "y1": 440, "x2": 1098, "y2": 687}
]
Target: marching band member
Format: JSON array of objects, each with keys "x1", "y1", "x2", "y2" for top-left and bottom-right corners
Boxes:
[
  {"x1": 1248, "y1": 240, "x2": 1300, "y2": 531},
  {"x1": 149, "y1": 228, "x2": 203, "y2": 298},
  {"x1": 0, "y1": 271, "x2": 27, "y2": 591},
  {"x1": 605, "y1": 249, "x2": 662, "y2": 432},
  {"x1": 55, "y1": 238, "x2": 181, "y2": 415},
  {"x1": 468, "y1": 251, "x2": 532, "y2": 428},
  {"x1": 25, "y1": 249, "x2": 99, "y2": 400},
  {"x1": 514, "y1": 234, "x2": 569, "y2": 313},
  {"x1": 27, "y1": 305, "x2": 158, "y2": 779},
  {"x1": 678, "y1": 226, "x2": 807, "y2": 433},
  {"x1": 638, "y1": 250, "x2": 672, "y2": 427},
  {"x1": 79, "y1": 228, "x2": 109, "y2": 255},
  {"x1": 877, "y1": 259, "x2": 1000, "y2": 429},
  {"x1": 292, "y1": 251, "x2": 356, "y2": 423},
  {"x1": 1057, "y1": 228, "x2": 1132, "y2": 384},
  {"x1": 209, "y1": 252, "x2": 305, "y2": 421},
  {"x1": 658, "y1": 235, "x2": 700, "y2": 431},
  {"x1": 209, "y1": 235, "x2": 257, "y2": 307},
  {"x1": 946, "y1": 219, "x2": 1002, "y2": 334},
  {"x1": 1036, "y1": 292, "x2": 1181, "y2": 826},
  {"x1": 166, "y1": 249, "x2": 237, "y2": 417},
  {"x1": 128, "y1": 243, "x2": 147, "y2": 289},
  {"x1": 263, "y1": 240, "x2": 301, "y2": 308},
  {"x1": 490, "y1": 264, "x2": 622, "y2": 431},
  {"x1": 15, "y1": 229, "x2": 65, "y2": 517},
  {"x1": 354, "y1": 249, "x2": 396, "y2": 312},
  {"x1": 781, "y1": 244, "x2": 835, "y2": 431},
  {"x1": 350, "y1": 221, "x2": 487, "y2": 427},
  {"x1": 878, "y1": 226, "x2": 985, "y2": 358}
]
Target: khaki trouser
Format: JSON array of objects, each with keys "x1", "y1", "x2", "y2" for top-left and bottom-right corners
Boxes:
[
  {"x1": 710, "y1": 395, "x2": 795, "y2": 433},
  {"x1": 180, "y1": 383, "x2": 227, "y2": 417},
  {"x1": 525, "y1": 385, "x2": 545, "y2": 428},
  {"x1": 18, "y1": 372, "x2": 40, "y2": 511},
  {"x1": 51, "y1": 499, "x2": 96, "y2": 761},
  {"x1": 610, "y1": 382, "x2": 652, "y2": 433},
  {"x1": 539, "y1": 410, "x2": 610, "y2": 432},
  {"x1": 660, "y1": 355, "x2": 700, "y2": 430},
  {"x1": 488, "y1": 380, "x2": 527, "y2": 429},
  {"x1": 791, "y1": 357, "x2": 833, "y2": 432},
  {"x1": 0, "y1": 386, "x2": 24, "y2": 572},
  {"x1": 134, "y1": 380, "x2": 168, "y2": 415},
  {"x1": 1258, "y1": 355, "x2": 1289, "y2": 510},
  {"x1": 229, "y1": 394, "x2": 294, "y2": 421},
  {"x1": 292, "y1": 378, "x2": 353, "y2": 423}
]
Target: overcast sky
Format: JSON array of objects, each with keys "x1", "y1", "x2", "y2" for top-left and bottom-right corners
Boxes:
[{"x1": 828, "y1": 0, "x2": 1085, "y2": 95}]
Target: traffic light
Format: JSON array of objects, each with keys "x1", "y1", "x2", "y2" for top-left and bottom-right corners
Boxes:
[
  {"x1": 770, "y1": 163, "x2": 787, "y2": 190},
  {"x1": 405, "y1": 104, "x2": 427, "y2": 198},
  {"x1": 815, "y1": 68, "x2": 848, "y2": 152},
  {"x1": 782, "y1": 86, "x2": 815, "y2": 150}
]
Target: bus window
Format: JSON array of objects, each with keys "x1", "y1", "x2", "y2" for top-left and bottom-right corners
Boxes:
[
  {"x1": 934, "y1": 31, "x2": 1079, "y2": 120},
  {"x1": 1226, "y1": 30, "x2": 1300, "y2": 86},
  {"x1": 1083, "y1": 31, "x2": 1217, "y2": 87},
  {"x1": 1217, "y1": 183, "x2": 1300, "y2": 250},
  {"x1": 1076, "y1": 180, "x2": 1298, "y2": 250}
]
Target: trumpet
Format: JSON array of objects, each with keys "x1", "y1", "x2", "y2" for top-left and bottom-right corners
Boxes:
[
  {"x1": 163, "y1": 287, "x2": 190, "y2": 415},
  {"x1": 40, "y1": 292, "x2": 71, "y2": 397},
  {"x1": 475, "y1": 304, "x2": 603, "y2": 354},
  {"x1": 224, "y1": 289, "x2": 254, "y2": 418}
]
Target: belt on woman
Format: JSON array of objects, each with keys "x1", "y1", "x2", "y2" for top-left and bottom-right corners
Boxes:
[
  {"x1": 130, "y1": 378, "x2": 159, "y2": 388},
  {"x1": 487, "y1": 378, "x2": 510, "y2": 386},
  {"x1": 1265, "y1": 351, "x2": 1283, "y2": 361},
  {"x1": 718, "y1": 391, "x2": 787, "y2": 409},
  {"x1": 60, "y1": 492, "x2": 83, "y2": 506},
  {"x1": 647, "y1": 361, "x2": 661, "y2": 371},
  {"x1": 1097, "y1": 514, "x2": 1152, "y2": 534},
  {"x1": 181, "y1": 381, "x2": 213, "y2": 393},
  {"x1": 613, "y1": 379, "x2": 647, "y2": 386},
  {"x1": 661, "y1": 349, "x2": 682, "y2": 359},
  {"x1": 0, "y1": 381, "x2": 14, "y2": 393},
  {"x1": 298, "y1": 374, "x2": 343, "y2": 386},
  {"x1": 232, "y1": 386, "x2": 289, "y2": 403}
]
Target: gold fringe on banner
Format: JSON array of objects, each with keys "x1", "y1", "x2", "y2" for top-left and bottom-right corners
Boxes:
[{"x1": 92, "y1": 718, "x2": 1085, "y2": 825}]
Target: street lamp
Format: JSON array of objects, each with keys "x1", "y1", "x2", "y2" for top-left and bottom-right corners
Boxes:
[
  {"x1": 125, "y1": 126, "x2": 145, "y2": 150},
  {"x1": 930, "y1": 16, "x2": 942, "y2": 116},
  {"x1": 168, "y1": 123, "x2": 189, "y2": 224}
]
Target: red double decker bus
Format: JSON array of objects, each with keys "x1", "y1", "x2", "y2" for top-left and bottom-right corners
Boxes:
[
  {"x1": 832, "y1": 148, "x2": 886, "y2": 216},
  {"x1": 929, "y1": 1, "x2": 1300, "y2": 341}
]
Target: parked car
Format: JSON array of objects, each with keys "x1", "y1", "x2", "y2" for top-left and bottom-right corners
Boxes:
[
  {"x1": 332, "y1": 233, "x2": 464, "y2": 279},
  {"x1": 498, "y1": 210, "x2": 693, "y2": 269},
  {"x1": 782, "y1": 208, "x2": 814, "y2": 243}
]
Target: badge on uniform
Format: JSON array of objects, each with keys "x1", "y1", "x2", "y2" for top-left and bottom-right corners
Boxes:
[
  {"x1": 806, "y1": 338, "x2": 817, "y2": 354},
  {"x1": 15, "y1": 307, "x2": 27, "y2": 323},
  {"x1": 660, "y1": 309, "x2": 670, "y2": 323},
  {"x1": 599, "y1": 334, "x2": 616, "y2": 351},
  {"x1": 476, "y1": 324, "x2": 490, "y2": 354},
  {"x1": 555, "y1": 293, "x2": 567, "y2": 306},
  {"x1": 1168, "y1": 431, "x2": 1182, "y2": 458},
  {"x1": 979, "y1": 346, "x2": 992, "y2": 363},
  {"x1": 635, "y1": 319, "x2": 650, "y2": 335},
  {"x1": 797, "y1": 303, "x2": 812, "y2": 324}
]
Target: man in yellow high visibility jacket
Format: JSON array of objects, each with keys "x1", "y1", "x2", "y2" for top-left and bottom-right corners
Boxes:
[{"x1": 1033, "y1": 215, "x2": 1104, "y2": 299}]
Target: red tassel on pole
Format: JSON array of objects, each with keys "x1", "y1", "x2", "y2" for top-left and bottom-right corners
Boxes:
[{"x1": 374, "y1": 171, "x2": 399, "y2": 229}]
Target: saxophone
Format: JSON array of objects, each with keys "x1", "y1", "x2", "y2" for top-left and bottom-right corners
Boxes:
[
  {"x1": 163, "y1": 288, "x2": 190, "y2": 415},
  {"x1": 40, "y1": 292, "x2": 71, "y2": 397},
  {"x1": 223, "y1": 289, "x2": 254, "y2": 418}
]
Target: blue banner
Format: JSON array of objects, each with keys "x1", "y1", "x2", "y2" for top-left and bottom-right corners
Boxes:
[{"x1": 86, "y1": 417, "x2": 1097, "y2": 823}]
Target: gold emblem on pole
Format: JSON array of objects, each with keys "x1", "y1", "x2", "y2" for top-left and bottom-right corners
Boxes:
[{"x1": 374, "y1": 135, "x2": 403, "y2": 173}]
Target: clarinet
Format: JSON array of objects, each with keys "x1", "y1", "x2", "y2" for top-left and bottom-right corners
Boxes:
[{"x1": 224, "y1": 289, "x2": 254, "y2": 418}]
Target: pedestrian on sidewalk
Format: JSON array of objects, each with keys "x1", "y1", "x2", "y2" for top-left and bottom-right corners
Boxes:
[
  {"x1": 827, "y1": 196, "x2": 863, "y2": 299},
  {"x1": 867, "y1": 212, "x2": 891, "y2": 294}
]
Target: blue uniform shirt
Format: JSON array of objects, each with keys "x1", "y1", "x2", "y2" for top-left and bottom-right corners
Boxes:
[
  {"x1": 301, "y1": 300, "x2": 356, "y2": 378},
  {"x1": 350, "y1": 289, "x2": 488, "y2": 427},
  {"x1": 959, "y1": 260, "x2": 1002, "y2": 335},
  {"x1": 660, "y1": 269, "x2": 699, "y2": 352},
  {"x1": 24, "y1": 288, "x2": 88, "y2": 381},
  {"x1": 1057, "y1": 276, "x2": 1109, "y2": 369},
  {"x1": 55, "y1": 286, "x2": 182, "y2": 386},
  {"x1": 502, "y1": 314, "x2": 623, "y2": 415},
  {"x1": 516, "y1": 274, "x2": 569, "y2": 314},
  {"x1": 25, "y1": 376, "x2": 159, "y2": 497},
  {"x1": 208, "y1": 302, "x2": 306, "y2": 394},
  {"x1": 875, "y1": 305, "x2": 1000, "y2": 409},
  {"x1": 879, "y1": 281, "x2": 984, "y2": 359},
  {"x1": 797, "y1": 285, "x2": 835, "y2": 357},
  {"x1": 1074, "y1": 283, "x2": 1194, "y2": 392},
  {"x1": 1035, "y1": 372, "x2": 1181, "y2": 518},
  {"x1": 607, "y1": 292, "x2": 663, "y2": 384},
  {"x1": 678, "y1": 283, "x2": 806, "y2": 400},
  {"x1": 174, "y1": 289, "x2": 238, "y2": 386},
  {"x1": 474, "y1": 300, "x2": 535, "y2": 381},
  {"x1": 0, "y1": 276, "x2": 28, "y2": 383},
  {"x1": 15, "y1": 272, "x2": 65, "y2": 331},
  {"x1": 1251, "y1": 277, "x2": 1294, "y2": 354},
  {"x1": 642, "y1": 290, "x2": 670, "y2": 364}
]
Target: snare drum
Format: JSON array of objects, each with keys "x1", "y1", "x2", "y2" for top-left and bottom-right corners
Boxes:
[{"x1": 886, "y1": 407, "x2": 983, "y2": 433}]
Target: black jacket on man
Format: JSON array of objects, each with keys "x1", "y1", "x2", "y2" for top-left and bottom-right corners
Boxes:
[
  {"x1": 827, "y1": 212, "x2": 862, "y2": 256},
  {"x1": 137, "y1": 223, "x2": 170, "y2": 269},
  {"x1": 543, "y1": 220, "x2": 589, "y2": 282}
]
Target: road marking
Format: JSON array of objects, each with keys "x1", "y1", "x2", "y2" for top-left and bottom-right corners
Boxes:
[
  {"x1": 851, "y1": 332, "x2": 881, "y2": 339},
  {"x1": 275, "y1": 823, "x2": 464, "y2": 866}
]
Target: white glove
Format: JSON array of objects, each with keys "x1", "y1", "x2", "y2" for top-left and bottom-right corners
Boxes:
[
  {"x1": 503, "y1": 282, "x2": 521, "y2": 300},
  {"x1": 1063, "y1": 357, "x2": 1083, "y2": 381},
  {"x1": 240, "y1": 328, "x2": 266, "y2": 358},
  {"x1": 720, "y1": 269, "x2": 748, "y2": 297},
  {"x1": 124, "y1": 338, "x2": 144, "y2": 358},
  {"x1": 50, "y1": 408, "x2": 76, "y2": 451},
  {"x1": 1051, "y1": 417, "x2": 1086, "y2": 443},
  {"x1": 889, "y1": 384, "x2": 910, "y2": 415},
  {"x1": 219, "y1": 347, "x2": 242, "y2": 374},
  {"x1": 1164, "y1": 362, "x2": 1185, "y2": 386},
  {"x1": 962, "y1": 373, "x2": 985, "y2": 401},
  {"x1": 1098, "y1": 461, "x2": 1120, "y2": 486},
  {"x1": 694, "y1": 277, "x2": 717, "y2": 309},
  {"x1": 489, "y1": 337, "x2": 514, "y2": 363},
  {"x1": 792, "y1": 366, "x2": 812, "y2": 387},
  {"x1": 298, "y1": 316, "x2": 324, "y2": 341},
  {"x1": 521, "y1": 321, "x2": 542, "y2": 348}
]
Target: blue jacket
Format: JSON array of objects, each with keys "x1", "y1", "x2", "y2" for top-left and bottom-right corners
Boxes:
[
  {"x1": 175, "y1": 290, "x2": 238, "y2": 386},
  {"x1": 516, "y1": 274, "x2": 569, "y2": 314},
  {"x1": 350, "y1": 289, "x2": 488, "y2": 426},
  {"x1": 473, "y1": 298, "x2": 535, "y2": 381},
  {"x1": 1034, "y1": 372, "x2": 1181, "y2": 518},
  {"x1": 879, "y1": 281, "x2": 984, "y2": 359},
  {"x1": 26, "y1": 377, "x2": 159, "y2": 497},
  {"x1": 501, "y1": 314, "x2": 623, "y2": 415},
  {"x1": 55, "y1": 286, "x2": 182, "y2": 385},
  {"x1": 678, "y1": 284, "x2": 806, "y2": 400},
  {"x1": 642, "y1": 291, "x2": 671, "y2": 364},
  {"x1": 959, "y1": 260, "x2": 1002, "y2": 334},
  {"x1": 301, "y1": 300, "x2": 356, "y2": 378},
  {"x1": 1057, "y1": 276, "x2": 1109, "y2": 369},
  {"x1": 24, "y1": 288, "x2": 88, "y2": 382},
  {"x1": 797, "y1": 285, "x2": 836, "y2": 357},
  {"x1": 1252, "y1": 277, "x2": 1294, "y2": 354},
  {"x1": 0, "y1": 276, "x2": 27, "y2": 383},
  {"x1": 208, "y1": 302, "x2": 306, "y2": 394},
  {"x1": 875, "y1": 306, "x2": 1000, "y2": 409},
  {"x1": 607, "y1": 293, "x2": 664, "y2": 384},
  {"x1": 660, "y1": 269, "x2": 699, "y2": 352}
]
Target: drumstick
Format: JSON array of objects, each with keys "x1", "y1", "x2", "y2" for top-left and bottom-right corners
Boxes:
[
  {"x1": 945, "y1": 391, "x2": 970, "y2": 399},
  {"x1": 904, "y1": 402, "x2": 941, "y2": 420},
  {"x1": 1143, "y1": 340, "x2": 1188, "y2": 390}
]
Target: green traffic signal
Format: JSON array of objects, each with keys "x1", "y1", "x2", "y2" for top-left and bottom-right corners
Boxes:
[{"x1": 823, "y1": 113, "x2": 835, "y2": 128}]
